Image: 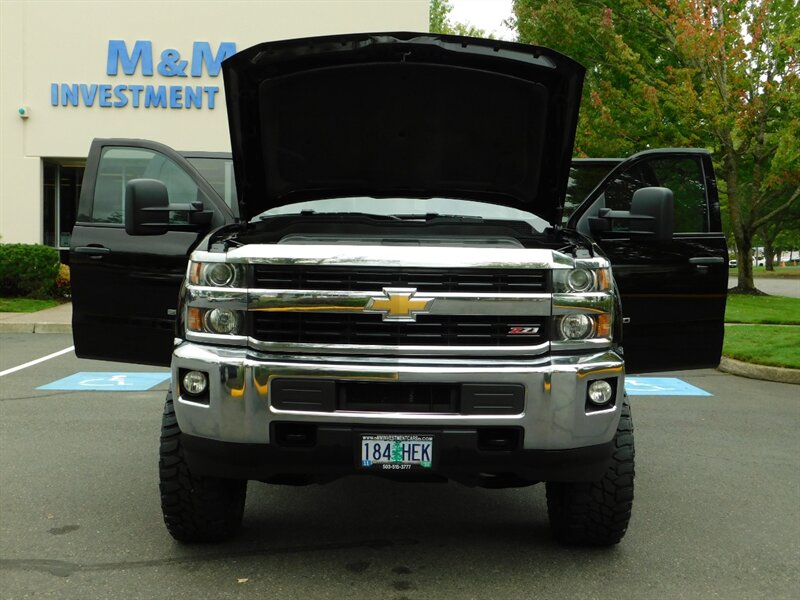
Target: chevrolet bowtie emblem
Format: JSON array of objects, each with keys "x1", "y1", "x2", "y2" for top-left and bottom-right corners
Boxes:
[{"x1": 364, "y1": 288, "x2": 435, "y2": 322}]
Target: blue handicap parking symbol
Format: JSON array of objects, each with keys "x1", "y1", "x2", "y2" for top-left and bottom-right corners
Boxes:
[
  {"x1": 38, "y1": 373, "x2": 708, "y2": 395},
  {"x1": 624, "y1": 377, "x2": 712, "y2": 396},
  {"x1": 38, "y1": 372, "x2": 170, "y2": 392}
]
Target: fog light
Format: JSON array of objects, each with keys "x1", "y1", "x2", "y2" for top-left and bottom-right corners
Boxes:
[
  {"x1": 559, "y1": 313, "x2": 593, "y2": 339},
  {"x1": 182, "y1": 370, "x2": 207, "y2": 396},
  {"x1": 204, "y1": 308, "x2": 239, "y2": 334},
  {"x1": 588, "y1": 380, "x2": 613, "y2": 406}
]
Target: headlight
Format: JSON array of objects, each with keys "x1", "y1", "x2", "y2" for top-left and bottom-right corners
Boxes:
[
  {"x1": 552, "y1": 264, "x2": 613, "y2": 345},
  {"x1": 204, "y1": 308, "x2": 240, "y2": 334},
  {"x1": 567, "y1": 268, "x2": 593, "y2": 292},
  {"x1": 187, "y1": 307, "x2": 243, "y2": 336},
  {"x1": 205, "y1": 263, "x2": 235, "y2": 287},
  {"x1": 188, "y1": 261, "x2": 242, "y2": 287},
  {"x1": 553, "y1": 312, "x2": 613, "y2": 342},
  {"x1": 553, "y1": 268, "x2": 611, "y2": 293},
  {"x1": 559, "y1": 314, "x2": 594, "y2": 339}
]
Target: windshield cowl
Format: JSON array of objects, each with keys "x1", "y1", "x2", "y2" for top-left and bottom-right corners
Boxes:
[{"x1": 254, "y1": 197, "x2": 550, "y2": 232}]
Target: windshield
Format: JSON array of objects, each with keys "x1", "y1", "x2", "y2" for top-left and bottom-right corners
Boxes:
[
  {"x1": 563, "y1": 161, "x2": 619, "y2": 225},
  {"x1": 255, "y1": 197, "x2": 549, "y2": 232},
  {"x1": 185, "y1": 157, "x2": 238, "y2": 216}
]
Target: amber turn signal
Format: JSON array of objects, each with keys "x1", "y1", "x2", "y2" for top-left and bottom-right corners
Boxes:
[
  {"x1": 188, "y1": 262, "x2": 202, "y2": 285},
  {"x1": 187, "y1": 307, "x2": 204, "y2": 332},
  {"x1": 596, "y1": 313, "x2": 612, "y2": 338}
]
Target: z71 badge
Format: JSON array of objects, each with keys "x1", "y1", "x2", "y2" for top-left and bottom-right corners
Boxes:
[{"x1": 508, "y1": 326, "x2": 541, "y2": 335}]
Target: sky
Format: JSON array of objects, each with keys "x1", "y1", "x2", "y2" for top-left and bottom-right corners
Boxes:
[{"x1": 449, "y1": 0, "x2": 516, "y2": 40}]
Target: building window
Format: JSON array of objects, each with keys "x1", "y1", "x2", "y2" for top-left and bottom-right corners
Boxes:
[
  {"x1": 42, "y1": 161, "x2": 85, "y2": 250},
  {"x1": 43, "y1": 163, "x2": 57, "y2": 247}
]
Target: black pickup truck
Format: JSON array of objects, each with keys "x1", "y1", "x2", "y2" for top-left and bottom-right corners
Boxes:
[{"x1": 70, "y1": 33, "x2": 727, "y2": 545}]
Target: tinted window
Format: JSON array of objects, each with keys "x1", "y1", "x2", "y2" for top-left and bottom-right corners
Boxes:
[
  {"x1": 91, "y1": 147, "x2": 200, "y2": 224},
  {"x1": 649, "y1": 158, "x2": 708, "y2": 232},
  {"x1": 601, "y1": 156, "x2": 708, "y2": 233}
]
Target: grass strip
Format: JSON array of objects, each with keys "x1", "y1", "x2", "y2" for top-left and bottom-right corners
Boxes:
[
  {"x1": 725, "y1": 294, "x2": 800, "y2": 325},
  {"x1": 723, "y1": 325, "x2": 800, "y2": 369},
  {"x1": 0, "y1": 298, "x2": 59, "y2": 313}
]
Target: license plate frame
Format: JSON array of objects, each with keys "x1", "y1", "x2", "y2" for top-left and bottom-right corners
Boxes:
[{"x1": 358, "y1": 433, "x2": 435, "y2": 471}]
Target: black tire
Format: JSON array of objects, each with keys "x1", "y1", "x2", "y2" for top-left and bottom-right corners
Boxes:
[
  {"x1": 159, "y1": 391, "x2": 247, "y2": 542},
  {"x1": 545, "y1": 399, "x2": 635, "y2": 546}
]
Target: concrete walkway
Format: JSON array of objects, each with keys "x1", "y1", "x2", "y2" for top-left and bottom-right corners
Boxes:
[{"x1": 0, "y1": 302, "x2": 72, "y2": 333}]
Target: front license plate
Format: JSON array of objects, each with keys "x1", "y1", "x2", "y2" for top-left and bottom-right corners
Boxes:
[{"x1": 360, "y1": 434, "x2": 434, "y2": 471}]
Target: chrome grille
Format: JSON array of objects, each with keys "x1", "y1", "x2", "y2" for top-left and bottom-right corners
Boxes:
[
  {"x1": 252, "y1": 265, "x2": 549, "y2": 293},
  {"x1": 251, "y1": 313, "x2": 547, "y2": 347}
]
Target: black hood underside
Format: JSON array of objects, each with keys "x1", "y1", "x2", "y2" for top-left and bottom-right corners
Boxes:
[{"x1": 222, "y1": 32, "x2": 585, "y2": 224}]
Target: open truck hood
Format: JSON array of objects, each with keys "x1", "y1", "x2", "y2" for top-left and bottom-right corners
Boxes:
[{"x1": 222, "y1": 32, "x2": 585, "y2": 225}]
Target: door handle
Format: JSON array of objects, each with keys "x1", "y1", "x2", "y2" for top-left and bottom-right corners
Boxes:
[
  {"x1": 74, "y1": 246, "x2": 111, "y2": 259},
  {"x1": 689, "y1": 256, "x2": 724, "y2": 265}
]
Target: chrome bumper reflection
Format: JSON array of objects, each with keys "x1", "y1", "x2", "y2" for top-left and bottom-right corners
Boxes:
[{"x1": 171, "y1": 342, "x2": 624, "y2": 452}]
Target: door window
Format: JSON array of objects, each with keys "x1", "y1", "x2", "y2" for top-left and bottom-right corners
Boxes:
[
  {"x1": 601, "y1": 156, "x2": 709, "y2": 232},
  {"x1": 91, "y1": 147, "x2": 201, "y2": 224}
]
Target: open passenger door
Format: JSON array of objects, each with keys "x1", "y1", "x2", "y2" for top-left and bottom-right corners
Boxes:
[
  {"x1": 569, "y1": 149, "x2": 728, "y2": 373},
  {"x1": 70, "y1": 139, "x2": 236, "y2": 366}
]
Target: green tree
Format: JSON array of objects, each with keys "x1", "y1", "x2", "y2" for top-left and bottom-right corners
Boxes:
[
  {"x1": 429, "y1": 0, "x2": 489, "y2": 37},
  {"x1": 511, "y1": 0, "x2": 799, "y2": 292},
  {"x1": 759, "y1": 191, "x2": 800, "y2": 269}
]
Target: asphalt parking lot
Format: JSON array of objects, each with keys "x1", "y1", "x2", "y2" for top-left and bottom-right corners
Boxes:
[{"x1": 1, "y1": 332, "x2": 798, "y2": 599}]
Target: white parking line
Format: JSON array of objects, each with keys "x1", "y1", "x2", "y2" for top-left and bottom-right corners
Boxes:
[{"x1": 0, "y1": 345, "x2": 75, "y2": 378}]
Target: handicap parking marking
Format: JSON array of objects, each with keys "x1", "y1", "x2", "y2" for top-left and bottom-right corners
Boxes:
[
  {"x1": 37, "y1": 373, "x2": 709, "y2": 395},
  {"x1": 37, "y1": 372, "x2": 170, "y2": 391},
  {"x1": 624, "y1": 377, "x2": 712, "y2": 396}
]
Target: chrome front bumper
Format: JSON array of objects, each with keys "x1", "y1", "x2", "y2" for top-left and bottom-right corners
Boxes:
[{"x1": 171, "y1": 341, "x2": 625, "y2": 451}]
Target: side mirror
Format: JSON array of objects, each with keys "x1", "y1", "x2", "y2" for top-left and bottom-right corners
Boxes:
[
  {"x1": 630, "y1": 187, "x2": 674, "y2": 244},
  {"x1": 125, "y1": 179, "x2": 169, "y2": 235},
  {"x1": 124, "y1": 179, "x2": 214, "y2": 236},
  {"x1": 588, "y1": 186, "x2": 674, "y2": 244}
]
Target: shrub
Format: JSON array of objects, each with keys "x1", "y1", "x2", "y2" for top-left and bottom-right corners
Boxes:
[
  {"x1": 55, "y1": 263, "x2": 71, "y2": 299},
  {"x1": 0, "y1": 244, "x2": 61, "y2": 299}
]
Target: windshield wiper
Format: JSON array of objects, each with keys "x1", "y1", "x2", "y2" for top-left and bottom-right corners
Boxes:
[
  {"x1": 390, "y1": 213, "x2": 483, "y2": 221},
  {"x1": 257, "y1": 210, "x2": 405, "y2": 222},
  {"x1": 257, "y1": 211, "x2": 486, "y2": 223}
]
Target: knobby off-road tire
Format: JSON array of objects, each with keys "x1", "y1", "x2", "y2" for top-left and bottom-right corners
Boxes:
[
  {"x1": 545, "y1": 399, "x2": 635, "y2": 546},
  {"x1": 159, "y1": 392, "x2": 247, "y2": 542}
]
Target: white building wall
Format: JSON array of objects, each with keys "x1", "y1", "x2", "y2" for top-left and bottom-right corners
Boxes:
[
  {"x1": 0, "y1": 0, "x2": 429, "y2": 244},
  {"x1": 0, "y1": 1, "x2": 42, "y2": 244}
]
